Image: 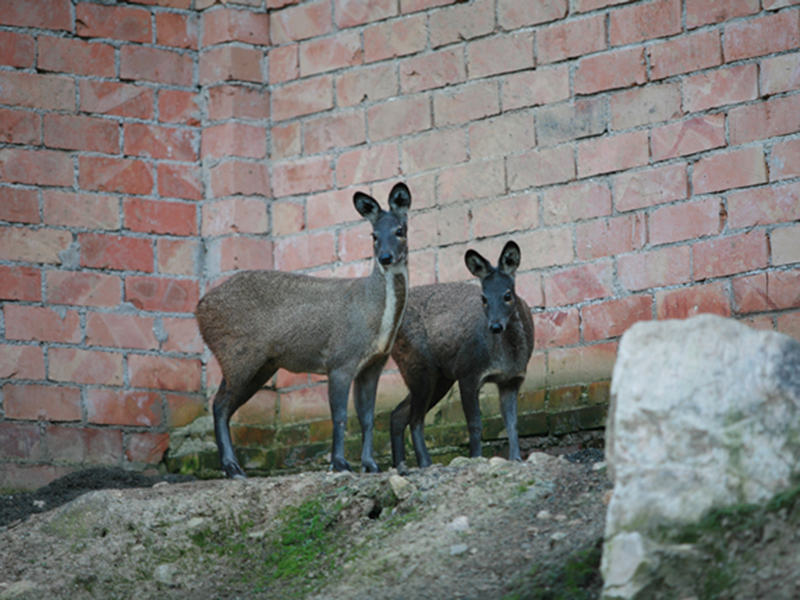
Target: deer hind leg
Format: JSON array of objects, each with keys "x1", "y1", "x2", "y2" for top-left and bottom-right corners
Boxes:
[
  {"x1": 408, "y1": 374, "x2": 453, "y2": 470},
  {"x1": 390, "y1": 395, "x2": 412, "y2": 474}
]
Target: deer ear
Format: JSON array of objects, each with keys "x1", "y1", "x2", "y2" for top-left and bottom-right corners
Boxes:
[
  {"x1": 498, "y1": 241, "x2": 521, "y2": 276},
  {"x1": 465, "y1": 249, "x2": 492, "y2": 280},
  {"x1": 388, "y1": 182, "x2": 411, "y2": 216},
  {"x1": 353, "y1": 191, "x2": 381, "y2": 224}
]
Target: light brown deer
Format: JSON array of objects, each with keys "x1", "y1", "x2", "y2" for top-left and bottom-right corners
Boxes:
[
  {"x1": 390, "y1": 241, "x2": 534, "y2": 474},
  {"x1": 196, "y1": 183, "x2": 412, "y2": 478}
]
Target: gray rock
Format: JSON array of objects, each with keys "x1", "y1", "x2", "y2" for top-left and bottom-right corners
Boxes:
[{"x1": 388, "y1": 474, "x2": 416, "y2": 501}]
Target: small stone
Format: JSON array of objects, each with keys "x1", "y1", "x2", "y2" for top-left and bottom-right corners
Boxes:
[
  {"x1": 446, "y1": 516, "x2": 470, "y2": 532},
  {"x1": 153, "y1": 563, "x2": 177, "y2": 586},
  {"x1": 550, "y1": 531, "x2": 567, "y2": 542},
  {"x1": 536, "y1": 510, "x2": 552, "y2": 520},
  {"x1": 449, "y1": 543, "x2": 469, "y2": 556},
  {"x1": 388, "y1": 474, "x2": 416, "y2": 500},
  {"x1": 489, "y1": 456, "x2": 508, "y2": 467},
  {"x1": 0, "y1": 580, "x2": 38, "y2": 599}
]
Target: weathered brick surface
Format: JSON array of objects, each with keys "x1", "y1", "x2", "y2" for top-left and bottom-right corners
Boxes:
[{"x1": 1, "y1": 0, "x2": 798, "y2": 489}]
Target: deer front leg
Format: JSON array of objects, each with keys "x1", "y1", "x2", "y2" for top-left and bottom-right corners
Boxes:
[
  {"x1": 353, "y1": 359, "x2": 386, "y2": 473},
  {"x1": 328, "y1": 370, "x2": 354, "y2": 472},
  {"x1": 498, "y1": 381, "x2": 522, "y2": 461},
  {"x1": 458, "y1": 377, "x2": 482, "y2": 458},
  {"x1": 212, "y1": 379, "x2": 247, "y2": 479}
]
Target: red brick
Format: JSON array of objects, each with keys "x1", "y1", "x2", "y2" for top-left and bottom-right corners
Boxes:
[
  {"x1": 582, "y1": 295, "x2": 653, "y2": 342},
  {"x1": 87, "y1": 389, "x2": 162, "y2": 426},
  {"x1": 3, "y1": 384, "x2": 81, "y2": 421},
  {"x1": 760, "y1": 52, "x2": 800, "y2": 96},
  {"x1": 214, "y1": 236, "x2": 274, "y2": 272},
  {"x1": 274, "y1": 230, "x2": 336, "y2": 270},
  {"x1": 765, "y1": 271, "x2": 800, "y2": 310},
  {"x1": 537, "y1": 14, "x2": 605, "y2": 65},
  {"x1": 43, "y1": 114, "x2": 119, "y2": 153},
  {"x1": 268, "y1": 44, "x2": 298, "y2": 84},
  {"x1": 337, "y1": 144, "x2": 399, "y2": 187},
  {"x1": 79, "y1": 80, "x2": 154, "y2": 119},
  {"x1": 399, "y1": 48, "x2": 465, "y2": 93},
  {"x1": 127, "y1": 432, "x2": 170, "y2": 464},
  {"x1": 576, "y1": 213, "x2": 646, "y2": 261},
  {"x1": 400, "y1": 0, "x2": 455, "y2": 12},
  {"x1": 498, "y1": 0, "x2": 567, "y2": 28},
  {"x1": 402, "y1": 129, "x2": 468, "y2": 173},
  {"x1": 231, "y1": 388, "x2": 279, "y2": 426},
  {"x1": 0, "y1": 148, "x2": 72, "y2": 186},
  {"x1": 201, "y1": 122, "x2": 265, "y2": 160},
  {"x1": 575, "y1": 47, "x2": 646, "y2": 94},
  {"x1": 43, "y1": 191, "x2": 119, "y2": 230},
  {"x1": 613, "y1": 163, "x2": 688, "y2": 212},
  {"x1": 273, "y1": 199, "x2": 306, "y2": 234},
  {"x1": 271, "y1": 0, "x2": 332, "y2": 44},
  {"x1": 0, "y1": 226, "x2": 72, "y2": 264},
  {"x1": 0, "y1": 71, "x2": 74, "y2": 111},
  {"x1": 125, "y1": 276, "x2": 199, "y2": 313},
  {"x1": 777, "y1": 312, "x2": 800, "y2": 342},
  {"x1": 335, "y1": 0, "x2": 396, "y2": 28},
  {"x1": 156, "y1": 12, "x2": 197, "y2": 49},
  {"x1": 199, "y1": 45, "x2": 264, "y2": 84},
  {"x1": 272, "y1": 75, "x2": 333, "y2": 121},
  {"x1": 0, "y1": 422, "x2": 45, "y2": 461},
  {"x1": 300, "y1": 30, "x2": 362, "y2": 77},
  {"x1": 202, "y1": 197, "x2": 269, "y2": 236},
  {"x1": 729, "y1": 94, "x2": 800, "y2": 145},
  {"x1": 336, "y1": 64, "x2": 398, "y2": 106},
  {"x1": 472, "y1": 193, "x2": 539, "y2": 238},
  {"x1": 467, "y1": 32, "x2": 534, "y2": 79},
  {"x1": 508, "y1": 145, "x2": 575, "y2": 190},
  {"x1": 609, "y1": 0, "x2": 681, "y2": 45},
  {"x1": 159, "y1": 89, "x2": 201, "y2": 125},
  {"x1": 736, "y1": 271, "x2": 800, "y2": 312},
  {"x1": 469, "y1": 112, "x2": 535, "y2": 160},
  {"x1": 651, "y1": 114, "x2": 726, "y2": 162},
  {"x1": 534, "y1": 309, "x2": 580, "y2": 349},
  {"x1": 129, "y1": 354, "x2": 201, "y2": 392},
  {"x1": 724, "y1": 9, "x2": 800, "y2": 62},
  {"x1": 209, "y1": 160, "x2": 271, "y2": 197},
  {"x1": 547, "y1": 342, "x2": 618, "y2": 387},
  {"x1": 683, "y1": 64, "x2": 758, "y2": 112},
  {"x1": 46, "y1": 425, "x2": 123, "y2": 465},
  {"x1": 686, "y1": 0, "x2": 758, "y2": 28},
  {"x1": 161, "y1": 317, "x2": 203, "y2": 353},
  {"x1": 0, "y1": 265, "x2": 41, "y2": 301},
  {"x1": 408, "y1": 204, "x2": 470, "y2": 250},
  {"x1": 501, "y1": 66, "x2": 570, "y2": 110},
  {"x1": 544, "y1": 261, "x2": 614, "y2": 306},
  {"x1": 306, "y1": 188, "x2": 358, "y2": 230},
  {"x1": 0, "y1": 344, "x2": 45, "y2": 379},
  {"x1": 437, "y1": 158, "x2": 505, "y2": 204},
  {"x1": 656, "y1": 282, "x2": 731, "y2": 319},
  {"x1": 0, "y1": 31, "x2": 34, "y2": 67},
  {"x1": 272, "y1": 155, "x2": 333, "y2": 197},
  {"x1": 618, "y1": 245, "x2": 692, "y2": 291},
  {"x1": 4, "y1": 304, "x2": 80, "y2": 343},
  {"x1": 693, "y1": 231, "x2": 768, "y2": 280},
  {"x1": 86, "y1": 313, "x2": 158, "y2": 350},
  {"x1": 578, "y1": 130, "x2": 649, "y2": 178},
  {"x1": 124, "y1": 123, "x2": 197, "y2": 161},
  {"x1": 650, "y1": 197, "x2": 722, "y2": 245},
  {"x1": 692, "y1": 147, "x2": 767, "y2": 194},
  {"x1": 208, "y1": 85, "x2": 269, "y2": 121},
  {"x1": 304, "y1": 111, "x2": 366, "y2": 154},
  {"x1": 433, "y1": 80, "x2": 499, "y2": 126},
  {"x1": 123, "y1": 198, "x2": 197, "y2": 236},
  {"x1": 79, "y1": 156, "x2": 153, "y2": 195},
  {"x1": 79, "y1": 233, "x2": 153, "y2": 272},
  {"x1": 365, "y1": 13, "x2": 426, "y2": 61},
  {"x1": 0, "y1": 0, "x2": 71, "y2": 30},
  {"x1": 47, "y1": 271, "x2": 121, "y2": 307},
  {"x1": 648, "y1": 30, "x2": 721, "y2": 80},
  {"x1": 271, "y1": 122, "x2": 301, "y2": 158},
  {"x1": 131, "y1": 0, "x2": 192, "y2": 8},
  {"x1": 76, "y1": 3, "x2": 151, "y2": 42},
  {"x1": 772, "y1": 224, "x2": 800, "y2": 266},
  {"x1": 0, "y1": 187, "x2": 38, "y2": 223},
  {"x1": 50, "y1": 347, "x2": 124, "y2": 385},
  {"x1": 610, "y1": 83, "x2": 680, "y2": 130},
  {"x1": 38, "y1": 36, "x2": 115, "y2": 77},
  {"x1": 158, "y1": 163, "x2": 203, "y2": 201},
  {"x1": 770, "y1": 139, "x2": 800, "y2": 181},
  {"x1": 121, "y1": 46, "x2": 193, "y2": 86},
  {"x1": 203, "y1": 7, "x2": 269, "y2": 46},
  {"x1": 541, "y1": 182, "x2": 609, "y2": 226},
  {"x1": 157, "y1": 238, "x2": 199, "y2": 276},
  {"x1": 166, "y1": 391, "x2": 207, "y2": 427}
]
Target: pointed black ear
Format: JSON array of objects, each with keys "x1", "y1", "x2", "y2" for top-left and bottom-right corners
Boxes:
[
  {"x1": 354, "y1": 191, "x2": 381, "y2": 224},
  {"x1": 388, "y1": 182, "x2": 411, "y2": 216},
  {"x1": 498, "y1": 241, "x2": 521, "y2": 276},
  {"x1": 465, "y1": 249, "x2": 493, "y2": 280}
]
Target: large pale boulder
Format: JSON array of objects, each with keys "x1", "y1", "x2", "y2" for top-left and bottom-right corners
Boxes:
[{"x1": 602, "y1": 314, "x2": 800, "y2": 598}]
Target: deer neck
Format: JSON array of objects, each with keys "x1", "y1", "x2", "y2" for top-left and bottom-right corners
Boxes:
[{"x1": 368, "y1": 259, "x2": 408, "y2": 356}]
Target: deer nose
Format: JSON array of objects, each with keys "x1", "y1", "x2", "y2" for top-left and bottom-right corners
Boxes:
[
  {"x1": 378, "y1": 252, "x2": 393, "y2": 265},
  {"x1": 489, "y1": 322, "x2": 504, "y2": 334}
]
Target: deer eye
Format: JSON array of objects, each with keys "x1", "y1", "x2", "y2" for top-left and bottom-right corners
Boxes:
[
  {"x1": 503, "y1": 291, "x2": 513, "y2": 302},
  {"x1": 395, "y1": 227, "x2": 405, "y2": 238},
  {"x1": 481, "y1": 295, "x2": 488, "y2": 306},
  {"x1": 371, "y1": 233, "x2": 377, "y2": 241}
]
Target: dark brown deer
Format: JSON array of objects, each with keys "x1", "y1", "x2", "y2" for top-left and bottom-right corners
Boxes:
[
  {"x1": 390, "y1": 241, "x2": 534, "y2": 474},
  {"x1": 196, "y1": 183, "x2": 412, "y2": 478}
]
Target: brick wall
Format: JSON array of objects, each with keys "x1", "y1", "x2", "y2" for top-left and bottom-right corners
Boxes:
[{"x1": 1, "y1": 0, "x2": 798, "y2": 488}]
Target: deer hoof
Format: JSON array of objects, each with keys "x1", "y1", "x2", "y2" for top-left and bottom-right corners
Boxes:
[
  {"x1": 223, "y1": 462, "x2": 247, "y2": 479},
  {"x1": 361, "y1": 460, "x2": 380, "y2": 474},
  {"x1": 330, "y1": 457, "x2": 353, "y2": 472}
]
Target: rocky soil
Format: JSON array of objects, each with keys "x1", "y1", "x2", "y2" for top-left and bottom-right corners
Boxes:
[{"x1": 0, "y1": 447, "x2": 609, "y2": 600}]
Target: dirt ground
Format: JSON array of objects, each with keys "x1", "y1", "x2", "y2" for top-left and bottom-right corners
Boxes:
[{"x1": 0, "y1": 437, "x2": 609, "y2": 600}]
